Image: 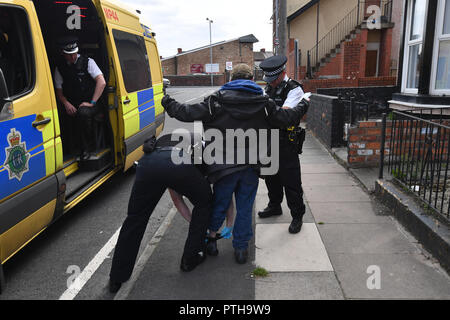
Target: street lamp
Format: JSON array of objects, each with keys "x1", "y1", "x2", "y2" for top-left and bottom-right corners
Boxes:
[{"x1": 206, "y1": 17, "x2": 213, "y2": 87}]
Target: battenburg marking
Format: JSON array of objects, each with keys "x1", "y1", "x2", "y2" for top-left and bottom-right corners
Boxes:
[{"x1": 3, "y1": 128, "x2": 31, "y2": 181}]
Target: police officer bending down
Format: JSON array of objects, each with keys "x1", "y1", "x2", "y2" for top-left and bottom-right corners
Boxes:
[
  {"x1": 54, "y1": 36, "x2": 106, "y2": 160},
  {"x1": 108, "y1": 133, "x2": 212, "y2": 293},
  {"x1": 258, "y1": 55, "x2": 309, "y2": 234}
]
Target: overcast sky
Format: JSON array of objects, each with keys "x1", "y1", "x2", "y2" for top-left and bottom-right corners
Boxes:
[{"x1": 119, "y1": 0, "x2": 273, "y2": 58}]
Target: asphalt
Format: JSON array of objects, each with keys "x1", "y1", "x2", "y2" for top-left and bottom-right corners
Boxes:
[{"x1": 113, "y1": 130, "x2": 450, "y2": 300}]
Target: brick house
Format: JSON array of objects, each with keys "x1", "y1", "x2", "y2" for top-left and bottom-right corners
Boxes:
[
  {"x1": 280, "y1": 0, "x2": 403, "y2": 92},
  {"x1": 161, "y1": 34, "x2": 258, "y2": 85}
]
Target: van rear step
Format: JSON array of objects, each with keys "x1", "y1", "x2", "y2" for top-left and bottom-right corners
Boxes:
[{"x1": 79, "y1": 148, "x2": 112, "y2": 172}]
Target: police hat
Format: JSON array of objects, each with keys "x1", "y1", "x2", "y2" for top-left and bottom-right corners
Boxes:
[
  {"x1": 57, "y1": 35, "x2": 79, "y2": 54},
  {"x1": 259, "y1": 55, "x2": 287, "y2": 83}
]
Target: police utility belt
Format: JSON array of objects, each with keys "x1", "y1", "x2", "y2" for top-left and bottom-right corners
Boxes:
[{"x1": 280, "y1": 126, "x2": 306, "y2": 155}]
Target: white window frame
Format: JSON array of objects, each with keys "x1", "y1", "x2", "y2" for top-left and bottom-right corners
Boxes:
[
  {"x1": 402, "y1": 0, "x2": 429, "y2": 94},
  {"x1": 430, "y1": 0, "x2": 450, "y2": 95}
]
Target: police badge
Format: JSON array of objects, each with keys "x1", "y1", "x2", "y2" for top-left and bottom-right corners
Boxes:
[{"x1": 3, "y1": 129, "x2": 30, "y2": 181}]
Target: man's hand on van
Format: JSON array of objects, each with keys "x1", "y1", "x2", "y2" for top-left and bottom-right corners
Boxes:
[
  {"x1": 64, "y1": 102, "x2": 77, "y2": 116},
  {"x1": 161, "y1": 95, "x2": 174, "y2": 108}
]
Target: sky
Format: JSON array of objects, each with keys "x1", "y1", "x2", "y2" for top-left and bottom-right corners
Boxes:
[{"x1": 119, "y1": 0, "x2": 273, "y2": 58}]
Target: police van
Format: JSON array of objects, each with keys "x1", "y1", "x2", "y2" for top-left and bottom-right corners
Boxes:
[{"x1": 0, "y1": 0, "x2": 165, "y2": 292}]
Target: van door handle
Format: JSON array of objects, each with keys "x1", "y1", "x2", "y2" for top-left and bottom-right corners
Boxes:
[
  {"x1": 123, "y1": 99, "x2": 131, "y2": 104},
  {"x1": 32, "y1": 118, "x2": 51, "y2": 128}
]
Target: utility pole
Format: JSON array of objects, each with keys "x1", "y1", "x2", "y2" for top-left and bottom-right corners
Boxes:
[
  {"x1": 206, "y1": 18, "x2": 213, "y2": 87},
  {"x1": 278, "y1": 0, "x2": 287, "y2": 56}
]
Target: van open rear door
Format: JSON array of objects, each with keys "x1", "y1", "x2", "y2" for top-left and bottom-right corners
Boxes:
[{"x1": 95, "y1": 0, "x2": 163, "y2": 171}]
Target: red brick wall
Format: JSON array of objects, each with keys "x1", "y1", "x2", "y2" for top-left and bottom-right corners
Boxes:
[
  {"x1": 302, "y1": 76, "x2": 397, "y2": 93},
  {"x1": 162, "y1": 58, "x2": 176, "y2": 76},
  {"x1": 347, "y1": 120, "x2": 450, "y2": 168},
  {"x1": 162, "y1": 39, "x2": 254, "y2": 76},
  {"x1": 348, "y1": 120, "x2": 386, "y2": 167}
]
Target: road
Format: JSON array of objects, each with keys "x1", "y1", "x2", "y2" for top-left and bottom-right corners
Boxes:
[{"x1": 0, "y1": 86, "x2": 218, "y2": 300}]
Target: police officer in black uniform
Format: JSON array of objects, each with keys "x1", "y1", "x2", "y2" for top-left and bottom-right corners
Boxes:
[
  {"x1": 54, "y1": 36, "x2": 106, "y2": 159},
  {"x1": 108, "y1": 133, "x2": 212, "y2": 293},
  {"x1": 258, "y1": 55, "x2": 308, "y2": 234}
]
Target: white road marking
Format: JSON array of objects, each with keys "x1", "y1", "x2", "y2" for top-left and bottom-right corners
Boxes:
[
  {"x1": 114, "y1": 207, "x2": 178, "y2": 300},
  {"x1": 59, "y1": 227, "x2": 121, "y2": 300}
]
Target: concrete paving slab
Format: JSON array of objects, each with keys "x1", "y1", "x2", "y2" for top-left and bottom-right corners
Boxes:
[
  {"x1": 302, "y1": 163, "x2": 348, "y2": 174},
  {"x1": 317, "y1": 223, "x2": 419, "y2": 254},
  {"x1": 254, "y1": 194, "x2": 315, "y2": 224},
  {"x1": 255, "y1": 272, "x2": 344, "y2": 300},
  {"x1": 329, "y1": 253, "x2": 450, "y2": 299},
  {"x1": 254, "y1": 180, "x2": 315, "y2": 224},
  {"x1": 303, "y1": 137, "x2": 328, "y2": 151},
  {"x1": 308, "y1": 201, "x2": 391, "y2": 224},
  {"x1": 302, "y1": 173, "x2": 359, "y2": 187},
  {"x1": 302, "y1": 148, "x2": 334, "y2": 156},
  {"x1": 255, "y1": 223, "x2": 333, "y2": 272},
  {"x1": 304, "y1": 186, "x2": 371, "y2": 202},
  {"x1": 300, "y1": 156, "x2": 338, "y2": 164}
]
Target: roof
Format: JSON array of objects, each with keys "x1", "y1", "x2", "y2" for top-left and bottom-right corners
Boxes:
[
  {"x1": 162, "y1": 34, "x2": 259, "y2": 60},
  {"x1": 287, "y1": 0, "x2": 320, "y2": 23},
  {"x1": 254, "y1": 51, "x2": 274, "y2": 61}
]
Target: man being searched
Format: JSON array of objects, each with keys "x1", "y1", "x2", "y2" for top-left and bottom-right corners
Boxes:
[
  {"x1": 162, "y1": 63, "x2": 310, "y2": 264},
  {"x1": 258, "y1": 55, "x2": 309, "y2": 234},
  {"x1": 54, "y1": 36, "x2": 106, "y2": 159},
  {"x1": 109, "y1": 133, "x2": 212, "y2": 293}
]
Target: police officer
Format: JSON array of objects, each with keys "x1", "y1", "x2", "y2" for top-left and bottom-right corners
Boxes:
[
  {"x1": 54, "y1": 36, "x2": 106, "y2": 159},
  {"x1": 258, "y1": 55, "x2": 308, "y2": 234},
  {"x1": 108, "y1": 133, "x2": 212, "y2": 293}
]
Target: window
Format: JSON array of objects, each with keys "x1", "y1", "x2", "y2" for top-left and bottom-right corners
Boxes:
[
  {"x1": 0, "y1": 6, "x2": 35, "y2": 98},
  {"x1": 112, "y1": 29, "x2": 152, "y2": 93},
  {"x1": 431, "y1": 0, "x2": 450, "y2": 94},
  {"x1": 402, "y1": 0, "x2": 428, "y2": 93}
]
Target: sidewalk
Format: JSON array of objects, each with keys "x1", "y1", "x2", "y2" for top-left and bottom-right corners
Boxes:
[
  {"x1": 116, "y1": 132, "x2": 450, "y2": 300},
  {"x1": 254, "y1": 132, "x2": 450, "y2": 299}
]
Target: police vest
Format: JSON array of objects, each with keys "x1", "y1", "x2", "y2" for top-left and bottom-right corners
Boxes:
[
  {"x1": 57, "y1": 55, "x2": 96, "y2": 107},
  {"x1": 265, "y1": 78, "x2": 303, "y2": 108}
]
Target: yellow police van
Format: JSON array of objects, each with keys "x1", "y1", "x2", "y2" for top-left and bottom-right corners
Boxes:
[{"x1": 0, "y1": 0, "x2": 165, "y2": 292}]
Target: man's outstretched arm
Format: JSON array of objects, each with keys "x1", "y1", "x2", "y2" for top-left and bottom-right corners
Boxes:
[{"x1": 162, "y1": 95, "x2": 214, "y2": 122}]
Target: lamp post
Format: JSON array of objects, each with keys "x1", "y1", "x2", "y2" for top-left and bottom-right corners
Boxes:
[{"x1": 206, "y1": 17, "x2": 213, "y2": 87}]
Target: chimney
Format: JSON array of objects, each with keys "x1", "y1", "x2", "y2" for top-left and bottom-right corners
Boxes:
[
  {"x1": 260, "y1": 48, "x2": 266, "y2": 53},
  {"x1": 177, "y1": 48, "x2": 183, "y2": 54}
]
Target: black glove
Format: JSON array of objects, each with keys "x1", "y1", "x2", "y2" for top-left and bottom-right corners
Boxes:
[
  {"x1": 161, "y1": 94, "x2": 174, "y2": 108},
  {"x1": 143, "y1": 136, "x2": 157, "y2": 153},
  {"x1": 297, "y1": 99, "x2": 310, "y2": 113}
]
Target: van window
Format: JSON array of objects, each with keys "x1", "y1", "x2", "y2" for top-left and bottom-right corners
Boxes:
[
  {"x1": 0, "y1": 6, "x2": 35, "y2": 98},
  {"x1": 112, "y1": 29, "x2": 152, "y2": 93}
]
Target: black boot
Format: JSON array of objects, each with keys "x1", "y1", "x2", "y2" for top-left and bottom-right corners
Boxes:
[
  {"x1": 108, "y1": 279, "x2": 122, "y2": 294},
  {"x1": 258, "y1": 204, "x2": 282, "y2": 218},
  {"x1": 234, "y1": 248, "x2": 248, "y2": 264},
  {"x1": 289, "y1": 216, "x2": 304, "y2": 234},
  {"x1": 206, "y1": 236, "x2": 219, "y2": 256},
  {"x1": 180, "y1": 251, "x2": 206, "y2": 272}
]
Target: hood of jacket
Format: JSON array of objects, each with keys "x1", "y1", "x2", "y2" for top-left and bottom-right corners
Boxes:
[{"x1": 215, "y1": 82, "x2": 268, "y2": 120}]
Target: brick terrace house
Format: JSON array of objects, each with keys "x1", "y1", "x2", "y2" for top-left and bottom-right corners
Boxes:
[
  {"x1": 282, "y1": 0, "x2": 403, "y2": 92},
  {"x1": 161, "y1": 34, "x2": 258, "y2": 86},
  {"x1": 390, "y1": 0, "x2": 450, "y2": 111}
]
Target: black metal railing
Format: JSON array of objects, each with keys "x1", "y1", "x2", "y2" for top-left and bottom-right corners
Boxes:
[
  {"x1": 307, "y1": 0, "x2": 393, "y2": 78},
  {"x1": 337, "y1": 90, "x2": 390, "y2": 143},
  {"x1": 380, "y1": 108, "x2": 450, "y2": 223}
]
